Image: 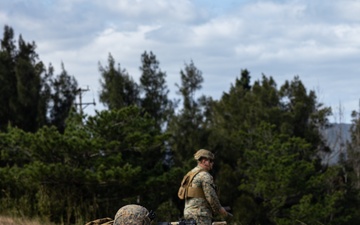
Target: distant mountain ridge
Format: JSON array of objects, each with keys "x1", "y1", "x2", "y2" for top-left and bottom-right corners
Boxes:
[{"x1": 322, "y1": 123, "x2": 352, "y2": 164}]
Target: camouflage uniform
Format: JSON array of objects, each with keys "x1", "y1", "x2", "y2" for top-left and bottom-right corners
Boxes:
[
  {"x1": 184, "y1": 165, "x2": 222, "y2": 225},
  {"x1": 114, "y1": 204, "x2": 151, "y2": 225}
]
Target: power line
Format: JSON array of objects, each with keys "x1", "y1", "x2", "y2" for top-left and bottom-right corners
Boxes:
[{"x1": 74, "y1": 86, "x2": 96, "y2": 117}]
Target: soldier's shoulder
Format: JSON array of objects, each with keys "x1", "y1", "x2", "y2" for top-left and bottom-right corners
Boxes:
[{"x1": 197, "y1": 170, "x2": 212, "y2": 180}]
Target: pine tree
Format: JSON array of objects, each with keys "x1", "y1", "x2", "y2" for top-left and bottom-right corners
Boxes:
[
  {"x1": 209, "y1": 73, "x2": 344, "y2": 224},
  {"x1": 139, "y1": 51, "x2": 173, "y2": 130},
  {"x1": 99, "y1": 53, "x2": 140, "y2": 110},
  {"x1": 48, "y1": 63, "x2": 78, "y2": 133},
  {"x1": 0, "y1": 25, "x2": 17, "y2": 131},
  {"x1": 167, "y1": 60, "x2": 210, "y2": 165},
  {"x1": 0, "y1": 25, "x2": 48, "y2": 132}
]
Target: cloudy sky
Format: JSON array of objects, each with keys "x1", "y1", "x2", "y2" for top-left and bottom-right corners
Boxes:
[{"x1": 1, "y1": 0, "x2": 360, "y2": 123}]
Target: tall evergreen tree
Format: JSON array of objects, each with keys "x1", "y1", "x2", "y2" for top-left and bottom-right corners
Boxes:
[
  {"x1": 347, "y1": 110, "x2": 360, "y2": 189},
  {"x1": 207, "y1": 69, "x2": 258, "y2": 217},
  {"x1": 279, "y1": 76, "x2": 332, "y2": 159},
  {"x1": 208, "y1": 73, "x2": 341, "y2": 224},
  {"x1": 0, "y1": 25, "x2": 48, "y2": 132},
  {"x1": 238, "y1": 123, "x2": 350, "y2": 225},
  {"x1": 339, "y1": 109, "x2": 360, "y2": 224},
  {"x1": 210, "y1": 69, "x2": 257, "y2": 166},
  {"x1": 48, "y1": 63, "x2": 78, "y2": 133},
  {"x1": 0, "y1": 25, "x2": 79, "y2": 132},
  {"x1": 99, "y1": 53, "x2": 140, "y2": 110},
  {"x1": 139, "y1": 51, "x2": 173, "y2": 130},
  {"x1": 15, "y1": 35, "x2": 45, "y2": 132},
  {"x1": 0, "y1": 25, "x2": 17, "y2": 131},
  {"x1": 167, "y1": 60, "x2": 210, "y2": 165}
]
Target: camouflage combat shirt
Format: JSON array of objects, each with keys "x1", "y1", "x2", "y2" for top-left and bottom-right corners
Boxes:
[{"x1": 183, "y1": 165, "x2": 222, "y2": 219}]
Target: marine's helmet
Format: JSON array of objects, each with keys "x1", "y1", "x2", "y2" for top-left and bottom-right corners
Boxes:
[
  {"x1": 194, "y1": 149, "x2": 215, "y2": 161},
  {"x1": 114, "y1": 204, "x2": 152, "y2": 225}
]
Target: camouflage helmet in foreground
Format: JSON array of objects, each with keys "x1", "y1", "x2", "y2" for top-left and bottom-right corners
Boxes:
[
  {"x1": 114, "y1": 204, "x2": 152, "y2": 225},
  {"x1": 194, "y1": 149, "x2": 215, "y2": 161}
]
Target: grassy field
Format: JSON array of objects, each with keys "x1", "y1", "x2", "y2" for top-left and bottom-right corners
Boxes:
[{"x1": 0, "y1": 216, "x2": 54, "y2": 225}]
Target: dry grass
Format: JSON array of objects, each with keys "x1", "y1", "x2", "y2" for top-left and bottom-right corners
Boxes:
[{"x1": 0, "y1": 216, "x2": 53, "y2": 225}]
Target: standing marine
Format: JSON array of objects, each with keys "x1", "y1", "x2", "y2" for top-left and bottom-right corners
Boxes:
[{"x1": 182, "y1": 149, "x2": 228, "y2": 225}]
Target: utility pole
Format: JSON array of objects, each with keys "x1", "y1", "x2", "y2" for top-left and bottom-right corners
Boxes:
[{"x1": 75, "y1": 86, "x2": 96, "y2": 117}]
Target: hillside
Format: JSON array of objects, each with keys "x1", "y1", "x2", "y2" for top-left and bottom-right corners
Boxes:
[{"x1": 322, "y1": 123, "x2": 352, "y2": 164}]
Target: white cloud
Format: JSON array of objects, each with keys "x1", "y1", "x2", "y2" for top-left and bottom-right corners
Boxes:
[
  {"x1": 191, "y1": 17, "x2": 244, "y2": 46},
  {"x1": 0, "y1": 12, "x2": 8, "y2": 23},
  {"x1": 240, "y1": 1, "x2": 307, "y2": 21},
  {"x1": 1, "y1": 0, "x2": 360, "y2": 122},
  {"x1": 97, "y1": 0, "x2": 198, "y2": 23},
  {"x1": 335, "y1": 0, "x2": 360, "y2": 21}
]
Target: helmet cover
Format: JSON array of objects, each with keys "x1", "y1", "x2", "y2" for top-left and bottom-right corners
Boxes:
[
  {"x1": 194, "y1": 149, "x2": 215, "y2": 161},
  {"x1": 114, "y1": 204, "x2": 150, "y2": 225}
]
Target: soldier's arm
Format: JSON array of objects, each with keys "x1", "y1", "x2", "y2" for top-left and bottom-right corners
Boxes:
[{"x1": 201, "y1": 173, "x2": 223, "y2": 214}]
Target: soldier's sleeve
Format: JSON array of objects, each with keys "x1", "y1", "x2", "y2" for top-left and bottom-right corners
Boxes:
[{"x1": 201, "y1": 172, "x2": 222, "y2": 214}]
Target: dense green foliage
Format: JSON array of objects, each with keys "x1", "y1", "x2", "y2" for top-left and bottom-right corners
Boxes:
[
  {"x1": 0, "y1": 25, "x2": 78, "y2": 133},
  {"x1": 1, "y1": 25, "x2": 360, "y2": 225},
  {"x1": 98, "y1": 54, "x2": 140, "y2": 110},
  {"x1": 139, "y1": 51, "x2": 174, "y2": 130}
]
